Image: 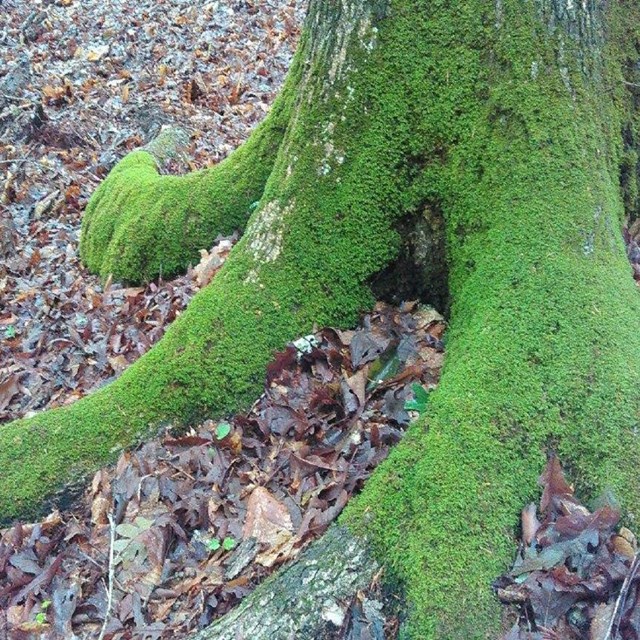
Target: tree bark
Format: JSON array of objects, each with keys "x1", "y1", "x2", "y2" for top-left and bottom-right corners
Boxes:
[
  {"x1": 190, "y1": 526, "x2": 378, "y2": 640},
  {"x1": 3, "y1": 1, "x2": 640, "y2": 638}
]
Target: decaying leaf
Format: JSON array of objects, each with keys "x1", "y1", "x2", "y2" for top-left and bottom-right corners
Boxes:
[
  {"x1": 86, "y1": 44, "x2": 109, "y2": 61},
  {"x1": 243, "y1": 487, "x2": 293, "y2": 546},
  {"x1": 497, "y1": 457, "x2": 636, "y2": 639},
  {"x1": 0, "y1": 374, "x2": 20, "y2": 411}
]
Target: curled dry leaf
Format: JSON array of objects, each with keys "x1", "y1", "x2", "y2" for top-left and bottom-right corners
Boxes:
[
  {"x1": 521, "y1": 502, "x2": 540, "y2": 547},
  {"x1": 0, "y1": 375, "x2": 20, "y2": 412}
]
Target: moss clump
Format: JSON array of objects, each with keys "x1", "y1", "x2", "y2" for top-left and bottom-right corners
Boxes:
[{"x1": 79, "y1": 60, "x2": 300, "y2": 284}]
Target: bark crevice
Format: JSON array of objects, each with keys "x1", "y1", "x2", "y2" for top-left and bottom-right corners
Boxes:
[{"x1": 370, "y1": 201, "x2": 449, "y2": 313}]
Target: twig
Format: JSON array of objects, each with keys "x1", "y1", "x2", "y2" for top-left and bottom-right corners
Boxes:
[
  {"x1": 0, "y1": 158, "x2": 29, "y2": 165},
  {"x1": 97, "y1": 513, "x2": 117, "y2": 640},
  {"x1": 76, "y1": 549, "x2": 103, "y2": 571},
  {"x1": 165, "y1": 460, "x2": 196, "y2": 481},
  {"x1": 1, "y1": 93, "x2": 35, "y2": 104},
  {"x1": 0, "y1": 142, "x2": 36, "y2": 168},
  {"x1": 79, "y1": 546, "x2": 128, "y2": 592},
  {"x1": 603, "y1": 551, "x2": 640, "y2": 640}
]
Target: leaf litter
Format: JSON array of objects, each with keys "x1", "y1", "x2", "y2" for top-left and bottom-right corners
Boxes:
[
  {"x1": 0, "y1": 0, "x2": 303, "y2": 422},
  {"x1": 0, "y1": 301, "x2": 445, "y2": 639},
  {"x1": 496, "y1": 456, "x2": 640, "y2": 640}
]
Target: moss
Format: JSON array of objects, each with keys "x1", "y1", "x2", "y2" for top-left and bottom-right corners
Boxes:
[
  {"x1": 79, "y1": 56, "x2": 301, "y2": 284},
  {"x1": 621, "y1": 148, "x2": 639, "y2": 218},
  {"x1": 3, "y1": 1, "x2": 640, "y2": 638},
  {"x1": 615, "y1": 0, "x2": 640, "y2": 222},
  {"x1": 0, "y1": 252, "x2": 300, "y2": 521},
  {"x1": 344, "y1": 1, "x2": 640, "y2": 638}
]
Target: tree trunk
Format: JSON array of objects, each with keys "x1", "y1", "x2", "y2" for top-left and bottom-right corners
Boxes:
[
  {"x1": 3, "y1": 0, "x2": 640, "y2": 637},
  {"x1": 344, "y1": 1, "x2": 640, "y2": 636},
  {"x1": 0, "y1": 0, "x2": 409, "y2": 523}
]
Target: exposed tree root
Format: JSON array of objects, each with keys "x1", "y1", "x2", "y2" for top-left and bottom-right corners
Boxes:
[
  {"x1": 79, "y1": 62, "x2": 299, "y2": 283},
  {"x1": 191, "y1": 526, "x2": 378, "y2": 640}
]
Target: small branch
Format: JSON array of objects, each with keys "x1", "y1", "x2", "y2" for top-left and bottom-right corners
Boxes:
[
  {"x1": 1, "y1": 93, "x2": 35, "y2": 104},
  {"x1": 603, "y1": 552, "x2": 640, "y2": 640},
  {"x1": 97, "y1": 513, "x2": 117, "y2": 640},
  {"x1": 0, "y1": 158, "x2": 30, "y2": 165},
  {"x1": 80, "y1": 547, "x2": 129, "y2": 593}
]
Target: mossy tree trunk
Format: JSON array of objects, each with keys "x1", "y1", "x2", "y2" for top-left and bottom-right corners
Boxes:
[
  {"x1": 0, "y1": 0, "x2": 409, "y2": 522},
  {"x1": 3, "y1": 0, "x2": 640, "y2": 637}
]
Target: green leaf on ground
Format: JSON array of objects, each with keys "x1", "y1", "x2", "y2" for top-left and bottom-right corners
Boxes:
[{"x1": 215, "y1": 422, "x2": 232, "y2": 440}]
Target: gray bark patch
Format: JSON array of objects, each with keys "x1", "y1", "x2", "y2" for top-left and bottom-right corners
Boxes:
[{"x1": 191, "y1": 525, "x2": 378, "y2": 640}]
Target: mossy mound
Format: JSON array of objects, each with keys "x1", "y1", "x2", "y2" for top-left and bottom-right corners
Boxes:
[{"x1": 79, "y1": 66, "x2": 298, "y2": 284}]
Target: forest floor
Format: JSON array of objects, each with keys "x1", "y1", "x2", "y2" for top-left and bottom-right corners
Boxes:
[
  {"x1": 0, "y1": 0, "x2": 301, "y2": 423},
  {"x1": 3, "y1": 1, "x2": 640, "y2": 639}
]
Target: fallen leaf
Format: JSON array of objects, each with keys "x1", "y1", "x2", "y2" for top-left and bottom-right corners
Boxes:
[
  {"x1": 0, "y1": 374, "x2": 20, "y2": 411},
  {"x1": 243, "y1": 487, "x2": 293, "y2": 546},
  {"x1": 86, "y1": 45, "x2": 109, "y2": 61}
]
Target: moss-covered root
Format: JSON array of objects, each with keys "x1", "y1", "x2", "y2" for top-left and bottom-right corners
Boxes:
[
  {"x1": 347, "y1": 168, "x2": 640, "y2": 635},
  {"x1": 78, "y1": 61, "x2": 300, "y2": 285},
  {"x1": 0, "y1": 0, "x2": 414, "y2": 523},
  {"x1": 347, "y1": 234, "x2": 640, "y2": 639}
]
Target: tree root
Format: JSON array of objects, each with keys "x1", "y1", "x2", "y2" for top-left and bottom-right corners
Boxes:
[
  {"x1": 79, "y1": 62, "x2": 300, "y2": 284},
  {"x1": 191, "y1": 526, "x2": 378, "y2": 640}
]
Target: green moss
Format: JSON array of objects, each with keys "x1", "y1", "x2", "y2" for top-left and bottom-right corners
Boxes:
[
  {"x1": 344, "y1": 1, "x2": 640, "y2": 638},
  {"x1": 79, "y1": 57, "x2": 301, "y2": 284},
  {"x1": 621, "y1": 149, "x2": 639, "y2": 217},
  {"x1": 3, "y1": 1, "x2": 640, "y2": 638},
  {"x1": 616, "y1": 1, "x2": 640, "y2": 222}
]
